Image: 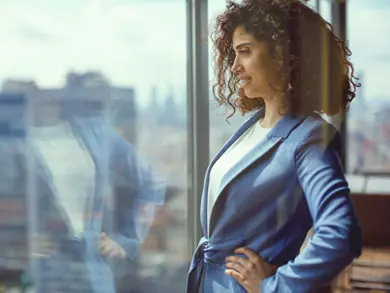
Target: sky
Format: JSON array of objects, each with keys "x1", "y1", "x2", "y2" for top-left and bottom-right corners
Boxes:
[{"x1": 0, "y1": 0, "x2": 389, "y2": 105}]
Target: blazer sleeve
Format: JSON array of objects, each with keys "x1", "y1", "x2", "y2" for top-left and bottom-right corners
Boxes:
[
  {"x1": 107, "y1": 128, "x2": 166, "y2": 260},
  {"x1": 261, "y1": 124, "x2": 362, "y2": 293},
  {"x1": 109, "y1": 129, "x2": 166, "y2": 205}
]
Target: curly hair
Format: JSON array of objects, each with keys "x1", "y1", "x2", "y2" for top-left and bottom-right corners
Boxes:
[{"x1": 210, "y1": 0, "x2": 360, "y2": 118}]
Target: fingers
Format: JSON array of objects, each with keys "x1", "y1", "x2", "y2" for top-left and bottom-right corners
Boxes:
[
  {"x1": 225, "y1": 248, "x2": 278, "y2": 293},
  {"x1": 226, "y1": 255, "x2": 259, "y2": 287},
  {"x1": 233, "y1": 247, "x2": 263, "y2": 271},
  {"x1": 100, "y1": 235, "x2": 114, "y2": 257},
  {"x1": 226, "y1": 258, "x2": 248, "y2": 274},
  {"x1": 235, "y1": 247, "x2": 278, "y2": 274},
  {"x1": 226, "y1": 255, "x2": 256, "y2": 271},
  {"x1": 100, "y1": 243, "x2": 114, "y2": 256},
  {"x1": 234, "y1": 247, "x2": 258, "y2": 260},
  {"x1": 100, "y1": 241, "x2": 121, "y2": 258},
  {"x1": 228, "y1": 247, "x2": 279, "y2": 276},
  {"x1": 99, "y1": 236, "x2": 126, "y2": 259},
  {"x1": 225, "y1": 269, "x2": 248, "y2": 287},
  {"x1": 225, "y1": 258, "x2": 252, "y2": 291}
]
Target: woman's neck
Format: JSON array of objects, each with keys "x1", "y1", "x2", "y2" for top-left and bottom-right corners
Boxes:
[{"x1": 259, "y1": 96, "x2": 284, "y2": 128}]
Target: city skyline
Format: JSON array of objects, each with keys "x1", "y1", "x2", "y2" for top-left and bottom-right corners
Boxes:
[{"x1": 1, "y1": 0, "x2": 390, "y2": 106}]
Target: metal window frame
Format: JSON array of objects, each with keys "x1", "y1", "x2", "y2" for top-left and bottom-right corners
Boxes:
[
  {"x1": 316, "y1": 0, "x2": 321, "y2": 13},
  {"x1": 330, "y1": 0, "x2": 347, "y2": 169},
  {"x1": 186, "y1": 0, "x2": 209, "y2": 255}
]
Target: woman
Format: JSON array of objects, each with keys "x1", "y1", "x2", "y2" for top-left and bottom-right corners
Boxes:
[
  {"x1": 186, "y1": 0, "x2": 362, "y2": 292},
  {"x1": 26, "y1": 96, "x2": 165, "y2": 293}
]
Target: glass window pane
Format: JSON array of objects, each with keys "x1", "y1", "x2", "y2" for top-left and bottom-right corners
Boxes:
[
  {"x1": 0, "y1": 1, "x2": 189, "y2": 292},
  {"x1": 346, "y1": 0, "x2": 390, "y2": 193},
  {"x1": 307, "y1": 0, "x2": 318, "y2": 12},
  {"x1": 319, "y1": 0, "x2": 332, "y2": 23}
]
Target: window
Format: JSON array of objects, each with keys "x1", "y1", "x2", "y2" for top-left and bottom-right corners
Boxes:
[
  {"x1": 319, "y1": 0, "x2": 332, "y2": 23},
  {"x1": 0, "y1": 1, "x2": 189, "y2": 292},
  {"x1": 346, "y1": 0, "x2": 390, "y2": 194}
]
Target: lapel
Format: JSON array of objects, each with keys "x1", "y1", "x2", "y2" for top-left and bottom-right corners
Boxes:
[
  {"x1": 31, "y1": 118, "x2": 108, "y2": 234},
  {"x1": 200, "y1": 109, "x2": 264, "y2": 236},
  {"x1": 31, "y1": 146, "x2": 55, "y2": 193},
  {"x1": 69, "y1": 117, "x2": 105, "y2": 173},
  {"x1": 29, "y1": 130, "x2": 75, "y2": 235},
  {"x1": 30, "y1": 119, "x2": 105, "y2": 193},
  {"x1": 203, "y1": 109, "x2": 307, "y2": 237},
  {"x1": 69, "y1": 117, "x2": 108, "y2": 231}
]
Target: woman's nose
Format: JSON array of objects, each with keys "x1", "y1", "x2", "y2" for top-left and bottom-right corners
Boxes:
[{"x1": 231, "y1": 59, "x2": 242, "y2": 74}]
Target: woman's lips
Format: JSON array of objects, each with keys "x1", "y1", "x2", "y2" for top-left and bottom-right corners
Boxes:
[{"x1": 240, "y1": 78, "x2": 251, "y2": 87}]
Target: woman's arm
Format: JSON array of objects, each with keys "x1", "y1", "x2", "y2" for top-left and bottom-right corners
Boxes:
[
  {"x1": 108, "y1": 129, "x2": 166, "y2": 258},
  {"x1": 261, "y1": 125, "x2": 362, "y2": 293},
  {"x1": 97, "y1": 126, "x2": 166, "y2": 277}
]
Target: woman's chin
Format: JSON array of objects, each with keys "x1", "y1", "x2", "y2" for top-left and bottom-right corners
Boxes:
[
  {"x1": 243, "y1": 89, "x2": 257, "y2": 99},
  {"x1": 243, "y1": 88, "x2": 265, "y2": 99}
]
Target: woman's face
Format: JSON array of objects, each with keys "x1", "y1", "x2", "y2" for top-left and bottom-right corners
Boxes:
[{"x1": 231, "y1": 25, "x2": 279, "y2": 99}]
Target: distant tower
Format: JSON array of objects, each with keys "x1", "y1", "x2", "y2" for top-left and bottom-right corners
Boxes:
[
  {"x1": 150, "y1": 86, "x2": 159, "y2": 109},
  {"x1": 146, "y1": 86, "x2": 159, "y2": 124},
  {"x1": 164, "y1": 87, "x2": 176, "y2": 113},
  {"x1": 159, "y1": 87, "x2": 178, "y2": 126},
  {"x1": 65, "y1": 71, "x2": 109, "y2": 88},
  {"x1": 1, "y1": 79, "x2": 38, "y2": 93}
]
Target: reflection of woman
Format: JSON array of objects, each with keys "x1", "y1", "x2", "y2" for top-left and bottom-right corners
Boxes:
[
  {"x1": 29, "y1": 98, "x2": 165, "y2": 293},
  {"x1": 186, "y1": 1, "x2": 362, "y2": 293}
]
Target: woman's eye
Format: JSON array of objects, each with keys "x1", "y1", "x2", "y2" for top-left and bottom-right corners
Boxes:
[{"x1": 238, "y1": 50, "x2": 250, "y2": 55}]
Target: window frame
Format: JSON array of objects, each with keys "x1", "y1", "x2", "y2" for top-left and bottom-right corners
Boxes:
[{"x1": 186, "y1": 0, "x2": 210, "y2": 253}]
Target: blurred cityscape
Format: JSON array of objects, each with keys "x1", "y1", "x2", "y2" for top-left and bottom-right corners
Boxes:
[{"x1": 346, "y1": 72, "x2": 390, "y2": 175}]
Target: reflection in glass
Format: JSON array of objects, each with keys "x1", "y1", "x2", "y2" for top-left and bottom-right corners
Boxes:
[
  {"x1": 1, "y1": 75, "x2": 166, "y2": 293},
  {"x1": 0, "y1": 1, "x2": 188, "y2": 292}
]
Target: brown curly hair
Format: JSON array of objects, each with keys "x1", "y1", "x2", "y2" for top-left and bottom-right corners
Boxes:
[{"x1": 210, "y1": 0, "x2": 360, "y2": 118}]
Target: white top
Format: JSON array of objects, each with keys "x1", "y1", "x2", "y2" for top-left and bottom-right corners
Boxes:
[
  {"x1": 32, "y1": 121, "x2": 96, "y2": 236},
  {"x1": 207, "y1": 120, "x2": 271, "y2": 231}
]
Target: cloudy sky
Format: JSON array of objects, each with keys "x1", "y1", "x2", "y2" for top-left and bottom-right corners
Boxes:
[{"x1": 0, "y1": 0, "x2": 389, "y2": 105}]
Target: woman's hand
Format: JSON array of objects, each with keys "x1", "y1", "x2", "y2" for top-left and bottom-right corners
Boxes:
[
  {"x1": 225, "y1": 247, "x2": 278, "y2": 293},
  {"x1": 99, "y1": 232, "x2": 126, "y2": 259}
]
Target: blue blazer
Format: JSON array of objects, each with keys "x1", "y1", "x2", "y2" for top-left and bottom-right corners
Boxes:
[{"x1": 186, "y1": 109, "x2": 362, "y2": 293}]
